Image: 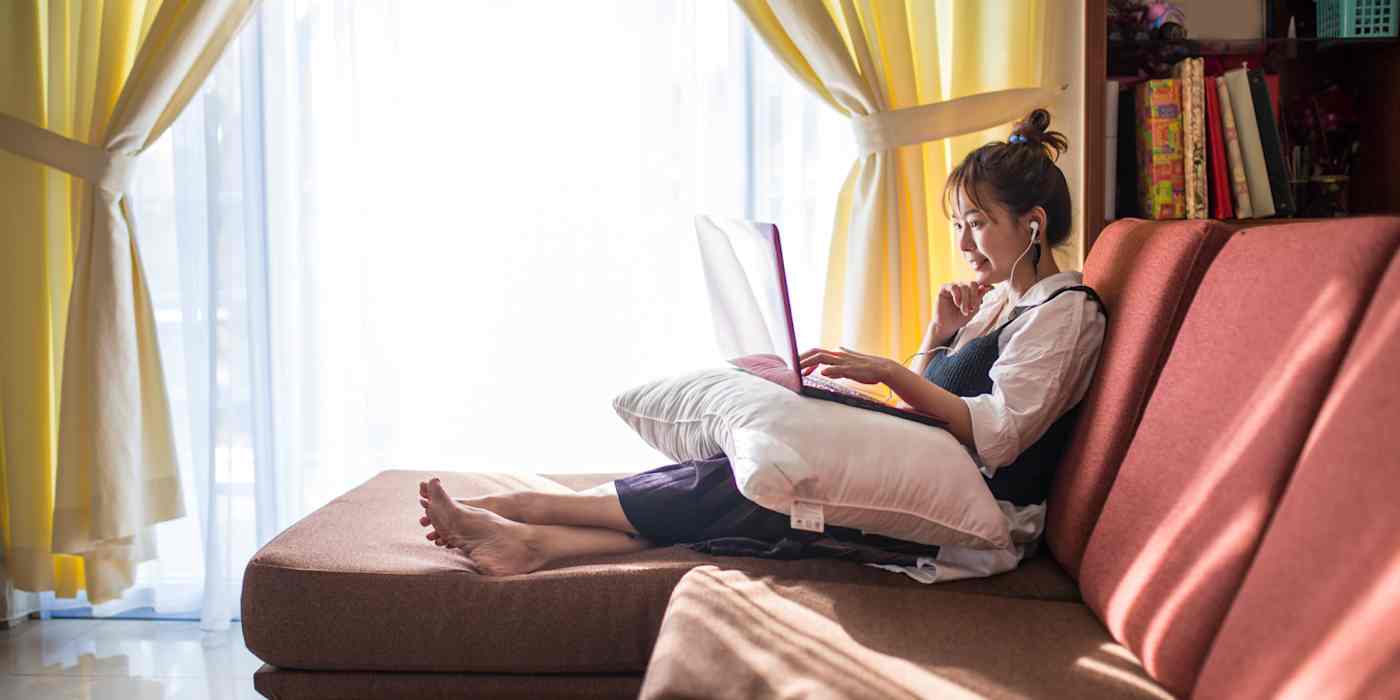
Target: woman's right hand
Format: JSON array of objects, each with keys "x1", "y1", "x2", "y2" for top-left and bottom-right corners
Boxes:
[{"x1": 934, "y1": 281, "x2": 993, "y2": 335}]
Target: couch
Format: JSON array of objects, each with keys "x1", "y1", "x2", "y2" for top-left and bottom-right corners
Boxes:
[{"x1": 241, "y1": 217, "x2": 1400, "y2": 699}]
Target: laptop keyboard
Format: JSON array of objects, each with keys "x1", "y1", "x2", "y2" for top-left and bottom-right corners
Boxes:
[{"x1": 802, "y1": 374, "x2": 883, "y2": 402}]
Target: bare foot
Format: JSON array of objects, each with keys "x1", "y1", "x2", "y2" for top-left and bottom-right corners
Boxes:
[
  {"x1": 416, "y1": 488, "x2": 526, "y2": 526},
  {"x1": 419, "y1": 478, "x2": 545, "y2": 576},
  {"x1": 456, "y1": 494, "x2": 527, "y2": 522}
]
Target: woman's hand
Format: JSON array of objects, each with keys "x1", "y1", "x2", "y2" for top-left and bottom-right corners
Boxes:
[
  {"x1": 798, "y1": 346, "x2": 896, "y2": 385},
  {"x1": 934, "y1": 280, "x2": 994, "y2": 335}
]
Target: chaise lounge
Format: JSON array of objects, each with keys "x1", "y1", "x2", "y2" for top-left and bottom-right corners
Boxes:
[{"x1": 242, "y1": 216, "x2": 1400, "y2": 698}]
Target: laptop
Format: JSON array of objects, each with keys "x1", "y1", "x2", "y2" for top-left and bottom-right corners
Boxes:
[{"x1": 694, "y1": 215, "x2": 948, "y2": 428}]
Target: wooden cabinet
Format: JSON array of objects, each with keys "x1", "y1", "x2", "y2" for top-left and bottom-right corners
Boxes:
[{"x1": 1081, "y1": 0, "x2": 1400, "y2": 253}]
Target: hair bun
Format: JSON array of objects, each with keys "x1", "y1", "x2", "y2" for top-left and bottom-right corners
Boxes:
[{"x1": 1010, "y1": 108, "x2": 1067, "y2": 161}]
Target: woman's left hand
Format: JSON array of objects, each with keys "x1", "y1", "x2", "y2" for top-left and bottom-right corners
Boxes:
[{"x1": 798, "y1": 346, "x2": 895, "y2": 385}]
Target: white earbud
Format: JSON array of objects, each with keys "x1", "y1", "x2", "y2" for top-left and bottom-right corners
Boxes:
[{"x1": 1029, "y1": 220, "x2": 1040, "y2": 244}]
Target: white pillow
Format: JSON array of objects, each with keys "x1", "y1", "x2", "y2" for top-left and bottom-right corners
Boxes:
[{"x1": 612, "y1": 367, "x2": 1010, "y2": 550}]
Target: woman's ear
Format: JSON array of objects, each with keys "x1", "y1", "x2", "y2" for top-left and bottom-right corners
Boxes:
[{"x1": 1023, "y1": 206, "x2": 1048, "y2": 240}]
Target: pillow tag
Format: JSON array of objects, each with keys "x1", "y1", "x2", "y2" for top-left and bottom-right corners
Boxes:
[{"x1": 790, "y1": 500, "x2": 825, "y2": 533}]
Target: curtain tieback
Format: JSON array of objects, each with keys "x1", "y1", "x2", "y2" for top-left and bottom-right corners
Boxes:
[
  {"x1": 0, "y1": 111, "x2": 136, "y2": 193},
  {"x1": 851, "y1": 83, "x2": 1069, "y2": 155}
]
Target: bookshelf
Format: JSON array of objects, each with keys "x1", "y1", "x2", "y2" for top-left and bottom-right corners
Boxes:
[{"x1": 1082, "y1": 0, "x2": 1400, "y2": 253}]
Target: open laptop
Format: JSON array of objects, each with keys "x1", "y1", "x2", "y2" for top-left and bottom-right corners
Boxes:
[{"x1": 694, "y1": 215, "x2": 947, "y2": 428}]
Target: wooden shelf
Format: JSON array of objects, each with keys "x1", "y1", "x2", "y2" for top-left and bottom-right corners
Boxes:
[{"x1": 1083, "y1": 0, "x2": 1400, "y2": 254}]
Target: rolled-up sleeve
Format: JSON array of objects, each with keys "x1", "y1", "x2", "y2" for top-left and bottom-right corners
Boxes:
[{"x1": 960, "y1": 293, "x2": 1106, "y2": 476}]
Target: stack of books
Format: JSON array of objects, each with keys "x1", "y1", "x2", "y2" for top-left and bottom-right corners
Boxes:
[{"x1": 1109, "y1": 58, "x2": 1298, "y2": 220}]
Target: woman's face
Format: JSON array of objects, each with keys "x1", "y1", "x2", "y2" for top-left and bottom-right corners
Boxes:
[{"x1": 951, "y1": 185, "x2": 1037, "y2": 286}]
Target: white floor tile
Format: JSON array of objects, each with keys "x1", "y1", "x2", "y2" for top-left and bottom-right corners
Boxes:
[
  {"x1": 0, "y1": 674, "x2": 262, "y2": 699},
  {"x1": 0, "y1": 619, "x2": 263, "y2": 687}
]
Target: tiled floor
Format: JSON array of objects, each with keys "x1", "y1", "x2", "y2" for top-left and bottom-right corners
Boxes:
[{"x1": 0, "y1": 618, "x2": 263, "y2": 699}]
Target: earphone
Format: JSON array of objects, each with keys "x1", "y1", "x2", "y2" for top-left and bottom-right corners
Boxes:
[
  {"x1": 1008, "y1": 219, "x2": 1042, "y2": 286},
  {"x1": 1029, "y1": 220, "x2": 1042, "y2": 268}
]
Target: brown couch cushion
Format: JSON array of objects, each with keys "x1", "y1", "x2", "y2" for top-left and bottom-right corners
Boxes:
[
  {"x1": 639, "y1": 566, "x2": 1172, "y2": 700},
  {"x1": 253, "y1": 665, "x2": 643, "y2": 700},
  {"x1": 1077, "y1": 218, "x2": 1400, "y2": 696},
  {"x1": 1192, "y1": 252, "x2": 1400, "y2": 699},
  {"x1": 1047, "y1": 218, "x2": 1232, "y2": 578},
  {"x1": 243, "y1": 469, "x2": 1073, "y2": 675}
]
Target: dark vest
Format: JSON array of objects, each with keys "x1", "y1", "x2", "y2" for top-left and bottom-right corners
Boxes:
[{"x1": 922, "y1": 285, "x2": 1106, "y2": 507}]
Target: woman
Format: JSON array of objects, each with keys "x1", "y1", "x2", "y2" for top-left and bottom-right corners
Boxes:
[{"x1": 417, "y1": 109, "x2": 1106, "y2": 582}]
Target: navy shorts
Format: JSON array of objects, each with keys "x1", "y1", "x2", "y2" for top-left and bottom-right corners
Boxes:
[{"x1": 613, "y1": 454, "x2": 941, "y2": 566}]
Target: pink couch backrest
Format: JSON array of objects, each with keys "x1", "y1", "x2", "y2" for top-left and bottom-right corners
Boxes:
[
  {"x1": 1046, "y1": 219, "x2": 1232, "y2": 577},
  {"x1": 1076, "y1": 217, "x2": 1400, "y2": 697},
  {"x1": 1191, "y1": 252, "x2": 1400, "y2": 700}
]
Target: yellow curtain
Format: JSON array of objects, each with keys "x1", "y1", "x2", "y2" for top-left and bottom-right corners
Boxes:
[
  {"x1": 0, "y1": 0, "x2": 260, "y2": 605},
  {"x1": 735, "y1": 0, "x2": 1073, "y2": 361}
]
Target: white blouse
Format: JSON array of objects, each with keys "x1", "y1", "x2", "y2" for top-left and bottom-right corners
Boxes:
[
  {"x1": 951, "y1": 270, "x2": 1107, "y2": 477},
  {"x1": 869, "y1": 270, "x2": 1106, "y2": 584}
]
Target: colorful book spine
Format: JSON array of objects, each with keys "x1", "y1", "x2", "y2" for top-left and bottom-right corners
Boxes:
[
  {"x1": 1172, "y1": 58, "x2": 1208, "y2": 219},
  {"x1": 1135, "y1": 79, "x2": 1186, "y2": 220},
  {"x1": 1216, "y1": 77, "x2": 1253, "y2": 219},
  {"x1": 1204, "y1": 76, "x2": 1234, "y2": 220}
]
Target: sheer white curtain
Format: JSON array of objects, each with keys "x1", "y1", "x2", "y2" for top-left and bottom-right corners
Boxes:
[{"x1": 43, "y1": 0, "x2": 851, "y2": 627}]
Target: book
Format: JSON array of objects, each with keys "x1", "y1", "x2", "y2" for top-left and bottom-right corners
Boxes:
[
  {"x1": 1216, "y1": 77, "x2": 1252, "y2": 219},
  {"x1": 1106, "y1": 81, "x2": 1120, "y2": 221},
  {"x1": 1248, "y1": 69, "x2": 1296, "y2": 217},
  {"x1": 1223, "y1": 67, "x2": 1274, "y2": 218},
  {"x1": 1116, "y1": 85, "x2": 1140, "y2": 219},
  {"x1": 1171, "y1": 58, "x2": 1208, "y2": 219},
  {"x1": 1204, "y1": 76, "x2": 1234, "y2": 220},
  {"x1": 1136, "y1": 79, "x2": 1186, "y2": 219}
]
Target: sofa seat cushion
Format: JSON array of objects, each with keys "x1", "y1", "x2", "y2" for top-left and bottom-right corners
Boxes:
[
  {"x1": 243, "y1": 469, "x2": 1077, "y2": 675},
  {"x1": 640, "y1": 566, "x2": 1171, "y2": 700}
]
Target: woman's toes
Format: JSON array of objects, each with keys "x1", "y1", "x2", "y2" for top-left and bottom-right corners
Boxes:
[
  {"x1": 426, "y1": 530, "x2": 438, "y2": 541},
  {"x1": 428, "y1": 478, "x2": 451, "y2": 503},
  {"x1": 420, "y1": 497, "x2": 430, "y2": 510},
  {"x1": 419, "y1": 514, "x2": 431, "y2": 527},
  {"x1": 419, "y1": 481, "x2": 430, "y2": 498}
]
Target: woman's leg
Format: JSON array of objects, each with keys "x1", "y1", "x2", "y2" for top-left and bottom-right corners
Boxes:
[
  {"x1": 444, "y1": 481, "x2": 641, "y2": 535},
  {"x1": 420, "y1": 478, "x2": 652, "y2": 576}
]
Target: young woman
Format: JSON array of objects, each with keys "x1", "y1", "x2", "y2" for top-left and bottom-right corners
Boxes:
[{"x1": 417, "y1": 109, "x2": 1107, "y2": 582}]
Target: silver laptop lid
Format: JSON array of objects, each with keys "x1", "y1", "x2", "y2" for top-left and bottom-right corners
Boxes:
[{"x1": 693, "y1": 215, "x2": 803, "y2": 392}]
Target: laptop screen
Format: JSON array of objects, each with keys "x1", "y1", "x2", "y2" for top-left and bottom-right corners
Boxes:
[{"x1": 693, "y1": 215, "x2": 803, "y2": 392}]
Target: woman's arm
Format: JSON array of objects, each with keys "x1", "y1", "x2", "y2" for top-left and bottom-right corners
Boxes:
[
  {"x1": 798, "y1": 347, "x2": 976, "y2": 450},
  {"x1": 907, "y1": 321, "x2": 955, "y2": 376},
  {"x1": 883, "y1": 363, "x2": 976, "y2": 450}
]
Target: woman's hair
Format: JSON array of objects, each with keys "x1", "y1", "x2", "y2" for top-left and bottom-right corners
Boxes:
[{"x1": 942, "y1": 108, "x2": 1072, "y2": 247}]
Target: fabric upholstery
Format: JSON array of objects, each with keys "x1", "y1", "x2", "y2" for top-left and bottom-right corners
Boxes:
[
  {"x1": 639, "y1": 566, "x2": 1170, "y2": 700},
  {"x1": 253, "y1": 664, "x2": 643, "y2": 700},
  {"x1": 1191, "y1": 252, "x2": 1400, "y2": 700},
  {"x1": 1046, "y1": 218, "x2": 1231, "y2": 577},
  {"x1": 242, "y1": 470, "x2": 1011, "y2": 675},
  {"x1": 1077, "y1": 218, "x2": 1400, "y2": 696},
  {"x1": 2, "y1": 0, "x2": 259, "y2": 606}
]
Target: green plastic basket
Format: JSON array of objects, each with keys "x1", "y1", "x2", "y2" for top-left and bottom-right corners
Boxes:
[{"x1": 1318, "y1": 0, "x2": 1398, "y2": 38}]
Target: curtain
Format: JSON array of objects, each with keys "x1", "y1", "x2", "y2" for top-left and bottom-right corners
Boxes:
[
  {"x1": 4, "y1": 0, "x2": 850, "y2": 627},
  {"x1": 0, "y1": 0, "x2": 260, "y2": 611},
  {"x1": 735, "y1": 0, "x2": 1080, "y2": 362}
]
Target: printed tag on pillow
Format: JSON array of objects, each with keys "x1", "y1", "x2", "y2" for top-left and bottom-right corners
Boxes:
[{"x1": 790, "y1": 500, "x2": 825, "y2": 533}]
